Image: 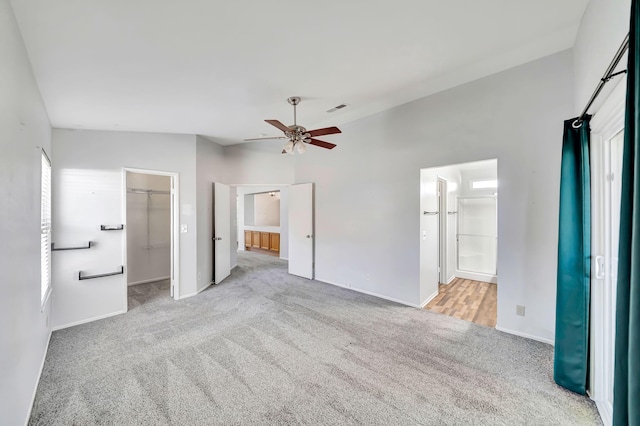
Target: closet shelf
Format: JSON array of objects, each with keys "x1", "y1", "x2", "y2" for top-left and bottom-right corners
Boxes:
[
  {"x1": 79, "y1": 266, "x2": 124, "y2": 281},
  {"x1": 52, "y1": 242, "x2": 92, "y2": 251}
]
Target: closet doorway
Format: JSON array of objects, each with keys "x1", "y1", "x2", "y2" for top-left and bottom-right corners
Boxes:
[
  {"x1": 124, "y1": 169, "x2": 179, "y2": 309},
  {"x1": 420, "y1": 159, "x2": 498, "y2": 327},
  {"x1": 589, "y1": 77, "x2": 625, "y2": 425}
]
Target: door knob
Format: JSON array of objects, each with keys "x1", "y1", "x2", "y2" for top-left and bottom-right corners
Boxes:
[{"x1": 306, "y1": 235, "x2": 312, "y2": 238}]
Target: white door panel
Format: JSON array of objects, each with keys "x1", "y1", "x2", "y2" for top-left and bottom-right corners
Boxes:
[
  {"x1": 289, "y1": 183, "x2": 314, "y2": 279},
  {"x1": 590, "y1": 78, "x2": 625, "y2": 426},
  {"x1": 420, "y1": 169, "x2": 439, "y2": 302},
  {"x1": 213, "y1": 182, "x2": 231, "y2": 284}
]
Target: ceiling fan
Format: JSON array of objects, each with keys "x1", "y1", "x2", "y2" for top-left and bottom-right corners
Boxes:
[{"x1": 244, "y1": 97, "x2": 341, "y2": 154}]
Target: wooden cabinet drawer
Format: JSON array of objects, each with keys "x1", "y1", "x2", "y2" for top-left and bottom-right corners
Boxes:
[
  {"x1": 260, "y1": 232, "x2": 270, "y2": 249},
  {"x1": 269, "y1": 233, "x2": 280, "y2": 252},
  {"x1": 251, "y1": 231, "x2": 260, "y2": 248}
]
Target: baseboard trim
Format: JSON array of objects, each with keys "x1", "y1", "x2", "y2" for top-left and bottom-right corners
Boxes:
[
  {"x1": 52, "y1": 310, "x2": 126, "y2": 331},
  {"x1": 446, "y1": 275, "x2": 456, "y2": 284},
  {"x1": 128, "y1": 276, "x2": 170, "y2": 286},
  {"x1": 455, "y1": 270, "x2": 497, "y2": 284},
  {"x1": 420, "y1": 290, "x2": 439, "y2": 308},
  {"x1": 495, "y1": 326, "x2": 554, "y2": 345},
  {"x1": 315, "y1": 277, "x2": 419, "y2": 308},
  {"x1": 280, "y1": 257, "x2": 288, "y2": 261},
  {"x1": 25, "y1": 329, "x2": 52, "y2": 426}
]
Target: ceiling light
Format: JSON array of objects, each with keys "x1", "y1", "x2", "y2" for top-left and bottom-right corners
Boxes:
[
  {"x1": 296, "y1": 141, "x2": 307, "y2": 154},
  {"x1": 283, "y1": 140, "x2": 294, "y2": 154}
]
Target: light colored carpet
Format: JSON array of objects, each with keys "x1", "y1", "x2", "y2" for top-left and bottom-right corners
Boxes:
[{"x1": 30, "y1": 251, "x2": 600, "y2": 425}]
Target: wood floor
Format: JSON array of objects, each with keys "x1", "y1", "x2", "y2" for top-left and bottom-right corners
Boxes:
[{"x1": 425, "y1": 277, "x2": 497, "y2": 327}]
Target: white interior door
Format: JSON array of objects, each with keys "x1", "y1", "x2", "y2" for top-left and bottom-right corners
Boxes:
[
  {"x1": 213, "y1": 182, "x2": 231, "y2": 284},
  {"x1": 420, "y1": 169, "x2": 439, "y2": 303},
  {"x1": 590, "y1": 79, "x2": 625, "y2": 426},
  {"x1": 289, "y1": 183, "x2": 313, "y2": 279}
]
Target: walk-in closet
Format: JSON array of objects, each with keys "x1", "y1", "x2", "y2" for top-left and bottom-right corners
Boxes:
[{"x1": 126, "y1": 172, "x2": 171, "y2": 307}]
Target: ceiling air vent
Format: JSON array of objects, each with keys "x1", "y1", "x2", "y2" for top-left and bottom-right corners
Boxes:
[{"x1": 326, "y1": 103, "x2": 348, "y2": 113}]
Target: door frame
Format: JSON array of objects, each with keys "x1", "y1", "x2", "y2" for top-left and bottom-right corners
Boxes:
[
  {"x1": 437, "y1": 177, "x2": 448, "y2": 284},
  {"x1": 122, "y1": 168, "x2": 180, "y2": 307},
  {"x1": 589, "y1": 77, "x2": 626, "y2": 426}
]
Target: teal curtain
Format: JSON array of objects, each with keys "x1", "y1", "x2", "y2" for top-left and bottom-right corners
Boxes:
[
  {"x1": 614, "y1": 0, "x2": 639, "y2": 424},
  {"x1": 554, "y1": 115, "x2": 591, "y2": 395}
]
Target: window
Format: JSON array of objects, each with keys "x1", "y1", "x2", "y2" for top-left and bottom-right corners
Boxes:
[
  {"x1": 471, "y1": 179, "x2": 498, "y2": 189},
  {"x1": 41, "y1": 150, "x2": 52, "y2": 306}
]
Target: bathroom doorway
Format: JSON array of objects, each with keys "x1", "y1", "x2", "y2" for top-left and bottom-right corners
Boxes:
[
  {"x1": 236, "y1": 185, "x2": 289, "y2": 261},
  {"x1": 420, "y1": 159, "x2": 498, "y2": 327}
]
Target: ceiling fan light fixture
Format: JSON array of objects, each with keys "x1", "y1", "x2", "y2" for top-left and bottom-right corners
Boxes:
[
  {"x1": 262, "y1": 97, "x2": 341, "y2": 153},
  {"x1": 283, "y1": 140, "x2": 294, "y2": 154}
]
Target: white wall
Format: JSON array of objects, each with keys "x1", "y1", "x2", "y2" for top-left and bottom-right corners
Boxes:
[
  {"x1": 224, "y1": 140, "x2": 295, "y2": 185},
  {"x1": 244, "y1": 194, "x2": 255, "y2": 225},
  {"x1": 195, "y1": 136, "x2": 228, "y2": 287},
  {"x1": 295, "y1": 51, "x2": 574, "y2": 342},
  {"x1": 126, "y1": 173, "x2": 171, "y2": 285},
  {"x1": 51, "y1": 130, "x2": 198, "y2": 329},
  {"x1": 574, "y1": 0, "x2": 631, "y2": 114},
  {"x1": 0, "y1": 0, "x2": 53, "y2": 423},
  {"x1": 254, "y1": 192, "x2": 280, "y2": 226}
]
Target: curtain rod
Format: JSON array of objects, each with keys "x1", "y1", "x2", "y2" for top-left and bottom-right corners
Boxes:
[{"x1": 573, "y1": 33, "x2": 630, "y2": 128}]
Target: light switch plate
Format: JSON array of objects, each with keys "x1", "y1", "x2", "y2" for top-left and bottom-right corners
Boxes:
[{"x1": 180, "y1": 224, "x2": 188, "y2": 233}]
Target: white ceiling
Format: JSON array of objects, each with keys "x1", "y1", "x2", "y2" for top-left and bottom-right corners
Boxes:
[{"x1": 11, "y1": 0, "x2": 589, "y2": 145}]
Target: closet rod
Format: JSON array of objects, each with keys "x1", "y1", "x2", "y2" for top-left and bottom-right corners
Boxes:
[
  {"x1": 127, "y1": 188, "x2": 170, "y2": 195},
  {"x1": 573, "y1": 33, "x2": 629, "y2": 128}
]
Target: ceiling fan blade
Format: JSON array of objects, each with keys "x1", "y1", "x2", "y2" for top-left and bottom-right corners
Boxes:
[
  {"x1": 243, "y1": 136, "x2": 286, "y2": 141},
  {"x1": 265, "y1": 119, "x2": 291, "y2": 133},
  {"x1": 308, "y1": 138, "x2": 337, "y2": 150},
  {"x1": 307, "y1": 126, "x2": 341, "y2": 137}
]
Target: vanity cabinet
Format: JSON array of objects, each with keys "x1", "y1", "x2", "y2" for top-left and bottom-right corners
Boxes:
[{"x1": 245, "y1": 230, "x2": 280, "y2": 253}]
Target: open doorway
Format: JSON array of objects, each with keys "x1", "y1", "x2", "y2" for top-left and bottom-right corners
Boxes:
[
  {"x1": 124, "y1": 169, "x2": 179, "y2": 309},
  {"x1": 236, "y1": 186, "x2": 289, "y2": 261},
  {"x1": 420, "y1": 159, "x2": 498, "y2": 327}
]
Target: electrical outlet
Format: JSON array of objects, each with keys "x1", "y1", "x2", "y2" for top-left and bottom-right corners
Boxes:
[{"x1": 516, "y1": 305, "x2": 525, "y2": 317}]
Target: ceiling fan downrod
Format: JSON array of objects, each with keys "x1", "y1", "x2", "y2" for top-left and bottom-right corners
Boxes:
[{"x1": 287, "y1": 96, "x2": 300, "y2": 126}]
